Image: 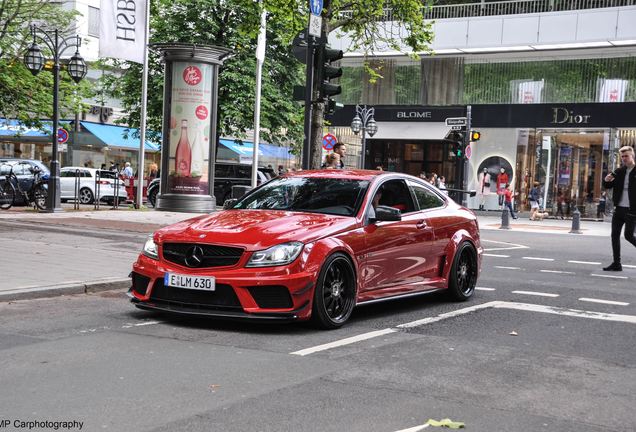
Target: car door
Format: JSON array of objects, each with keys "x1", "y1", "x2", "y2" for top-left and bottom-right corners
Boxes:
[
  {"x1": 407, "y1": 180, "x2": 450, "y2": 278},
  {"x1": 59, "y1": 169, "x2": 75, "y2": 198},
  {"x1": 360, "y1": 178, "x2": 434, "y2": 296}
]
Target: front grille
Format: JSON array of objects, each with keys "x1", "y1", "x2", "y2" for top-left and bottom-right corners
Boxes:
[
  {"x1": 131, "y1": 272, "x2": 151, "y2": 296},
  {"x1": 247, "y1": 285, "x2": 293, "y2": 309},
  {"x1": 162, "y1": 243, "x2": 243, "y2": 268},
  {"x1": 150, "y1": 279, "x2": 242, "y2": 311}
]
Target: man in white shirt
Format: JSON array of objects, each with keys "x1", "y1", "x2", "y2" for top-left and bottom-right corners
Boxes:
[{"x1": 602, "y1": 146, "x2": 636, "y2": 271}]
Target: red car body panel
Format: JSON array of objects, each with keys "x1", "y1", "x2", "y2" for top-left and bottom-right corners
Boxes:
[{"x1": 129, "y1": 170, "x2": 482, "y2": 324}]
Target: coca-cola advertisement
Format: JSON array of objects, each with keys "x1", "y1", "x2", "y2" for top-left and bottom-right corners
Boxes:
[{"x1": 167, "y1": 62, "x2": 213, "y2": 195}]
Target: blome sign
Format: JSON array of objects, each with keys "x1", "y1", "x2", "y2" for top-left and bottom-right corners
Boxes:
[{"x1": 167, "y1": 62, "x2": 213, "y2": 195}]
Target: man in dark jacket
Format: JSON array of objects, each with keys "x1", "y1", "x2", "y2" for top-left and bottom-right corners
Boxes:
[{"x1": 602, "y1": 145, "x2": 636, "y2": 271}]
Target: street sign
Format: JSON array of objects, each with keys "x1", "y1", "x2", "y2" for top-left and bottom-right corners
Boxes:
[
  {"x1": 465, "y1": 144, "x2": 472, "y2": 159},
  {"x1": 309, "y1": 14, "x2": 322, "y2": 37},
  {"x1": 445, "y1": 117, "x2": 467, "y2": 126},
  {"x1": 57, "y1": 128, "x2": 69, "y2": 144},
  {"x1": 322, "y1": 133, "x2": 337, "y2": 151},
  {"x1": 450, "y1": 125, "x2": 463, "y2": 131},
  {"x1": 309, "y1": 0, "x2": 323, "y2": 16}
]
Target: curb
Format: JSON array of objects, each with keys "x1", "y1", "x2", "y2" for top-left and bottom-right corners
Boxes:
[{"x1": 0, "y1": 277, "x2": 130, "y2": 302}]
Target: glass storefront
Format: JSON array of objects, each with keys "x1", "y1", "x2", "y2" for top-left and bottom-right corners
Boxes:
[{"x1": 513, "y1": 129, "x2": 612, "y2": 217}]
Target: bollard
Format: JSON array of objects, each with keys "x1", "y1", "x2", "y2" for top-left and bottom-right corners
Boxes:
[
  {"x1": 499, "y1": 207, "x2": 511, "y2": 229},
  {"x1": 569, "y1": 207, "x2": 583, "y2": 234},
  {"x1": 74, "y1": 169, "x2": 80, "y2": 210}
]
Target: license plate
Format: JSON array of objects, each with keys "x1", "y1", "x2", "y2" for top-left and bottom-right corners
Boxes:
[{"x1": 164, "y1": 273, "x2": 215, "y2": 291}]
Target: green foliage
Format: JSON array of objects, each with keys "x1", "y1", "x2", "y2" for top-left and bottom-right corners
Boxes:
[{"x1": 0, "y1": 0, "x2": 89, "y2": 126}]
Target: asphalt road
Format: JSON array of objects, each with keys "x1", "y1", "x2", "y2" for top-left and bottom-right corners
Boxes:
[{"x1": 0, "y1": 227, "x2": 634, "y2": 432}]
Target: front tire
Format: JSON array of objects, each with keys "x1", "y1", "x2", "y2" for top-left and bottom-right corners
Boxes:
[
  {"x1": 448, "y1": 242, "x2": 478, "y2": 301},
  {"x1": 148, "y1": 187, "x2": 158, "y2": 208},
  {"x1": 311, "y1": 253, "x2": 357, "y2": 329},
  {"x1": 33, "y1": 183, "x2": 47, "y2": 210}
]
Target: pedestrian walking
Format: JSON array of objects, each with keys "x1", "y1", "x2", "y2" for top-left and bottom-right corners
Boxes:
[
  {"x1": 333, "y1": 142, "x2": 346, "y2": 169},
  {"x1": 438, "y1": 176, "x2": 448, "y2": 194},
  {"x1": 597, "y1": 191, "x2": 607, "y2": 219},
  {"x1": 528, "y1": 181, "x2": 542, "y2": 220},
  {"x1": 555, "y1": 190, "x2": 566, "y2": 219},
  {"x1": 496, "y1": 168, "x2": 509, "y2": 210},
  {"x1": 148, "y1": 163, "x2": 159, "y2": 180},
  {"x1": 602, "y1": 145, "x2": 636, "y2": 271},
  {"x1": 503, "y1": 183, "x2": 518, "y2": 219},
  {"x1": 323, "y1": 153, "x2": 341, "y2": 169},
  {"x1": 121, "y1": 162, "x2": 134, "y2": 178}
]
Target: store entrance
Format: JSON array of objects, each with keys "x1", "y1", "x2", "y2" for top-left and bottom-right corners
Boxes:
[
  {"x1": 367, "y1": 140, "x2": 458, "y2": 187},
  {"x1": 518, "y1": 129, "x2": 610, "y2": 217}
]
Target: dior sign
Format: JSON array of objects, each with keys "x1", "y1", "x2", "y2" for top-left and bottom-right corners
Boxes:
[{"x1": 551, "y1": 107, "x2": 591, "y2": 125}]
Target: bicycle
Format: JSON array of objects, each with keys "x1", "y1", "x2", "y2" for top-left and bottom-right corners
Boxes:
[{"x1": 0, "y1": 162, "x2": 48, "y2": 210}]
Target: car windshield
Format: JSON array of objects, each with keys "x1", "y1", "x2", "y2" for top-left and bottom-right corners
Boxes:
[{"x1": 232, "y1": 177, "x2": 370, "y2": 216}]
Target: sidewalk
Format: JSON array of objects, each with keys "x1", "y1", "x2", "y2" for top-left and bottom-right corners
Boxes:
[{"x1": 0, "y1": 206, "x2": 611, "y2": 302}]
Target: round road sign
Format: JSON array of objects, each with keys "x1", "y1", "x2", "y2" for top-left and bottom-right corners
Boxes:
[
  {"x1": 322, "y1": 133, "x2": 337, "y2": 151},
  {"x1": 57, "y1": 128, "x2": 69, "y2": 144},
  {"x1": 465, "y1": 143, "x2": 472, "y2": 159}
]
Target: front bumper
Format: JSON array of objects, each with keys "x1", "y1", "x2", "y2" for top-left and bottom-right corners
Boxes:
[{"x1": 129, "y1": 254, "x2": 316, "y2": 321}]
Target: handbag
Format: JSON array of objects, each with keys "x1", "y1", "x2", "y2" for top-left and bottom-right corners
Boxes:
[{"x1": 484, "y1": 182, "x2": 490, "y2": 187}]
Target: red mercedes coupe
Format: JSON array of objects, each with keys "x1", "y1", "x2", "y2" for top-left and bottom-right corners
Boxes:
[{"x1": 129, "y1": 170, "x2": 482, "y2": 329}]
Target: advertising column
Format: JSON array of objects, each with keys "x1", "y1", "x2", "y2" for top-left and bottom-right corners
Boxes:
[{"x1": 153, "y1": 43, "x2": 232, "y2": 212}]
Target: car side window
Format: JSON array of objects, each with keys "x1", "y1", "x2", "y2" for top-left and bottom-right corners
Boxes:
[
  {"x1": 374, "y1": 179, "x2": 416, "y2": 213},
  {"x1": 0, "y1": 164, "x2": 10, "y2": 175},
  {"x1": 60, "y1": 171, "x2": 74, "y2": 178},
  {"x1": 409, "y1": 181, "x2": 445, "y2": 210},
  {"x1": 215, "y1": 164, "x2": 232, "y2": 178},
  {"x1": 81, "y1": 170, "x2": 91, "y2": 178}
]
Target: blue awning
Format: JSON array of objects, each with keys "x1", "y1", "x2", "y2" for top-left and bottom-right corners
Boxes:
[
  {"x1": 219, "y1": 138, "x2": 292, "y2": 160},
  {"x1": 80, "y1": 121, "x2": 160, "y2": 151},
  {"x1": 0, "y1": 119, "x2": 69, "y2": 137}
]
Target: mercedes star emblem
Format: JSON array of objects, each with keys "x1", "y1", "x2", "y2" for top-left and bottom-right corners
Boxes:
[{"x1": 184, "y1": 245, "x2": 205, "y2": 267}]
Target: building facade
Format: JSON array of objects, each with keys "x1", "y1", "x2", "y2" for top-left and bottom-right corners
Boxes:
[{"x1": 327, "y1": 0, "x2": 636, "y2": 216}]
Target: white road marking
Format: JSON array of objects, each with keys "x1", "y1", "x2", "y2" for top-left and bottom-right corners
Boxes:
[
  {"x1": 494, "y1": 266, "x2": 521, "y2": 270},
  {"x1": 121, "y1": 321, "x2": 162, "y2": 329},
  {"x1": 476, "y1": 287, "x2": 496, "y2": 291},
  {"x1": 568, "y1": 260, "x2": 601, "y2": 265},
  {"x1": 591, "y1": 273, "x2": 629, "y2": 280},
  {"x1": 483, "y1": 253, "x2": 510, "y2": 258},
  {"x1": 290, "y1": 302, "x2": 636, "y2": 356},
  {"x1": 579, "y1": 298, "x2": 629, "y2": 306},
  {"x1": 512, "y1": 290, "x2": 560, "y2": 298},
  {"x1": 623, "y1": 264, "x2": 636, "y2": 269},
  {"x1": 522, "y1": 256, "x2": 554, "y2": 261},
  {"x1": 394, "y1": 424, "x2": 430, "y2": 432},
  {"x1": 290, "y1": 328, "x2": 396, "y2": 356},
  {"x1": 481, "y1": 239, "x2": 528, "y2": 252},
  {"x1": 540, "y1": 270, "x2": 575, "y2": 275}
]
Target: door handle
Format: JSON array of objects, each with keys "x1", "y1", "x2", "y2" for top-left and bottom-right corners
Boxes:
[{"x1": 416, "y1": 220, "x2": 428, "y2": 229}]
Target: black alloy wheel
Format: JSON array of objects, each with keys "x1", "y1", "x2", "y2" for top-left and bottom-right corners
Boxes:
[
  {"x1": 448, "y1": 242, "x2": 477, "y2": 301},
  {"x1": 311, "y1": 253, "x2": 356, "y2": 329}
]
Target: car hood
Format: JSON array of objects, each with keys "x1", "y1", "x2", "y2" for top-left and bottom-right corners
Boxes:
[{"x1": 155, "y1": 210, "x2": 357, "y2": 250}]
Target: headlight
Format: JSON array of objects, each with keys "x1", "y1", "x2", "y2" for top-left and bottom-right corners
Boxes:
[
  {"x1": 142, "y1": 235, "x2": 159, "y2": 259},
  {"x1": 246, "y1": 242, "x2": 303, "y2": 267}
]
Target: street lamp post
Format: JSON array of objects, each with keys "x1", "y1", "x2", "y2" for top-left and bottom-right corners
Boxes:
[
  {"x1": 350, "y1": 105, "x2": 378, "y2": 169},
  {"x1": 23, "y1": 25, "x2": 87, "y2": 212}
]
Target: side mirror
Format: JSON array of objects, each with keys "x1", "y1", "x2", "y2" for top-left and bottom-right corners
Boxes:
[
  {"x1": 223, "y1": 198, "x2": 238, "y2": 210},
  {"x1": 370, "y1": 205, "x2": 402, "y2": 223}
]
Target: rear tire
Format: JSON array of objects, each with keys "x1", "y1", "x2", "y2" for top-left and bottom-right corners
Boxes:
[
  {"x1": 0, "y1": 182, "x2": 15, "y2": 210},
  {"x1": 79, "y1": 187, "x2": 94, "y2": 204},
  {"x1": 448, "y1": 242, "x2": 478, "y2": 301},
  {"x1": 33, "y1": 183, "x2": 47, "y2": 210},
  {"x1": 310, "y1": 253, "x2": 357, "y2": 329},
  {"x1": 148, "y1": 187, "x2": 158, "y2": 208}
]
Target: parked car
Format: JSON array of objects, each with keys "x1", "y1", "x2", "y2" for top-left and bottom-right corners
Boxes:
[
  {"x1": 60, "y1": 167, "x2": 128, "y2": 205},
  {"x1": 0, "y1": 158, "x2": 50, "y2": 206},
  {"x1": 129, "y1": 169, "x2": 482, "y2": 329},
  {"x1": 146, "y1": 163, "x2": 274, "y2": 208}
]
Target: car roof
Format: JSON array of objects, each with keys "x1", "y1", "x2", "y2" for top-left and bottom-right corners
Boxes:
[{"x1": 282, "y1": 169, "x2": 391, "y2": 181}]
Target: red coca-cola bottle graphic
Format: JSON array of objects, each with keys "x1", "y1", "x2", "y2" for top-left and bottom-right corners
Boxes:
[{"x1": 175, "y1": 120, "x2": 191, "y2": 176}]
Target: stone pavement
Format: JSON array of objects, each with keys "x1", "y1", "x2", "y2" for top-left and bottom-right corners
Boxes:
[{"x1": 0, "y1": 206, "x2": 611, "y2": 302}]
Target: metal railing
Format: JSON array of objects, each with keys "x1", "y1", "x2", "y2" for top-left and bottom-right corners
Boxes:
[{"x1": 341, "y1": 0, "x2": 636, "y2": 22}]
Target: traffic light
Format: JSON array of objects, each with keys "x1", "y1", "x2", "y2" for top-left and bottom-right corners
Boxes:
[
  {"x1": 470, "y1": 130, "x2": 481, "y2": 142},
  {"x1": 316, "y1": 45, "x2": 343, "y2": 99},
  {"x1": 444, "y1": 131, "x2": 464, "y2": 157},
  {"x1": 326, "y1": 98, "x2": 344, "y2": 115}
]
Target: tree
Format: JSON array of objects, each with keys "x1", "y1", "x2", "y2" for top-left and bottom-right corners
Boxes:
[
  {"x1": 105, "y1": 0, "x2": 433, "y2": 166},
  {"x1": 101, "y1": 0, "x2": 305, "y2": 152},
  {"x1": 0, "y1": 0, "x2": 89, "y2": 128}
]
